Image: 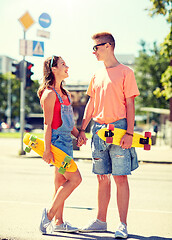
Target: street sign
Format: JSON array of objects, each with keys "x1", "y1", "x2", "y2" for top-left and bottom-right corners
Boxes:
[
  {"x1": 37, "y1": 29, "x2": 50, "y2": 39},
  {"x1": 39, "y1": 13, "x2": 51, "y2": 28},
  {"x1": 19, "y1": 40, "x2": 44, "y2": 57},
  {"x1": 20, "y1": 40, "x2": 33, "y2": 56},
  {"x1": 33, "y1": 41, "x2": 44, "y2": 57},
  {"x1": 18, "y1": 11, "x2": 35, "y2": 31}
]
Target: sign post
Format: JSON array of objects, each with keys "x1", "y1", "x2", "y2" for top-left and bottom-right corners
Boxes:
[
  {"x1": 18, "y1": 11, "x2": 51, "y2": 154},
  {"x1": 18, "y1": 12, "x2": 35, "y2": 155},
  {"x1": 19, "y1": 40, "x2": 44, "y2": 57}
]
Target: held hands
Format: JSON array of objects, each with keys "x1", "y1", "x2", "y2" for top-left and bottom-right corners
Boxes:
[
  {"x1": 42, "y1": 150, "x2": 54, "y2": 164},
  {"x1": 77, "y1": 131, "x2": 88, "y2": 147},
  {"x1": 120, "y1": 134, "x2": 133, "y2": 149}
]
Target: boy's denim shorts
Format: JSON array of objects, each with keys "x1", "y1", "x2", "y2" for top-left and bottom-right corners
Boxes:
[{"x1": 91, "y1": 119, "x2": 139, "y2": 176}]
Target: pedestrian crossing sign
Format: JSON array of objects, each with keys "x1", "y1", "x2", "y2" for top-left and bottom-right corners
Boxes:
[{"x1": 33, "y1": 41, "x2": 44, "y2": 57}]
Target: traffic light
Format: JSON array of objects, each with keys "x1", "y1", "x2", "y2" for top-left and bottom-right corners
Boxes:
[
  {"x1": 26, "y1": 61, "x2": 34, "y2": 88},
  {"x1": 11, "y1": 61, "x2": 21, "y2": 78}
]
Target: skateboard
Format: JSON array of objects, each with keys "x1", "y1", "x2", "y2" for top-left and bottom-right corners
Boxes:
[
  {"x1": 97, "y1": 124, "x2": 152, "y2": 150},
  {"x1": 23, "y1": 133, "x2": 77, "y2": 174}
]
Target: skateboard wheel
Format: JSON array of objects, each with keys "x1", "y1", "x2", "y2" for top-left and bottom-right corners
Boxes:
[
  {"x1": 107, "y1": 124, "x2": 114, "y2": 131},
  {"x1": 106, "y1": 137, "x2": 113, "y2": 144},
  {"x1": 64, "y1": 155, "x2": 72, "y2": 163},
  {"x1": 30, "y1": 135, "x2": 37, "y2": 142},
  {"x1": 145, "y1": 132, "x2": 151, "y2": 138},
  {"x1": 25, "y1": 146, "x2": 31, "y2": 153},
  {"x1": 58, "y1": 167, "x2": 66, "y2": 174},
  {"x1": 144, "y1": 144, "x2": 151, "y2": 150}
]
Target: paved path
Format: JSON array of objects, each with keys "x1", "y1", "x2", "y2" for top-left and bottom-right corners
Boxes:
[
  {"x1": 0, "y1": 138, "x2": 172, "y2": 240},
  {"x1": 74, "y1": 138, "x2": 172, "y2": 164}
]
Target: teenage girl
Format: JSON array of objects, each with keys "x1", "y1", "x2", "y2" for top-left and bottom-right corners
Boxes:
[{"x1": 37, "y1": 56, "x2": 83, "y2": 234}]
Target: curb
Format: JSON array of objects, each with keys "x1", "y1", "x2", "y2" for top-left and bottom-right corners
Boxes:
[{"x1": 74, "y1": 157, "x2": 172, "y2": 164}]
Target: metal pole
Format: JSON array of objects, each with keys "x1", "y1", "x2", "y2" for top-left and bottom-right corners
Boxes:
[
  {"x1": 7, "y1": 74, "x2": 12, "y2": 128},
  {"x1": 19, "y1": 30, "x2": 26, "y2": 155}
]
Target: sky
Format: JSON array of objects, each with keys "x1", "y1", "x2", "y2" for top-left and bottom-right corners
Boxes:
[{"x1": 0, "y1": 0, "x2": 169, "y2": 84}]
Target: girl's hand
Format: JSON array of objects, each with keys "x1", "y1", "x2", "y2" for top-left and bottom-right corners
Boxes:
[
  {"x1": 42, "y1": 150, "x2": 54, "y2": 164},
  {"x1": 77, "y1": 134, "x2": 88, "y2": 147}
]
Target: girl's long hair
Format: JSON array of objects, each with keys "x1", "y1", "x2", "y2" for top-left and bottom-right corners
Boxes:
[{"x1": 37, "y1": 56, "x2": 67, "y2": 98}]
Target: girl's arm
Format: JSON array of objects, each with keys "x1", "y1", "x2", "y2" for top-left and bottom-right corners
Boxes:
[{"x1": 41, "y1": 90, "x2": 56, "y2": 163}]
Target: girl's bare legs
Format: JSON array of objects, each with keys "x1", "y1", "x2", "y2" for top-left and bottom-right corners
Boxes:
[
  {"x1": 47, "y1": 169, "x2": 82, "y2": 221},
  {"x1": 53, "y1": 167, "x2": 66, "y2": 225}
]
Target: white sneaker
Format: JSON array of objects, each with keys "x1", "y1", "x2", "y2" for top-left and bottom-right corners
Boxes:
[
  {"x1": 80, "y1": 219, "x2": 107, "y2": 232},
  {"x1": 53, "y1": 222, "x2": 79, "y2": 233},
  {"x1": 115, "y1": 222, "x2": 128, "y2": 238},
  {"x1": 39, "y1": 208, "x2": 51, "y2": 234}
]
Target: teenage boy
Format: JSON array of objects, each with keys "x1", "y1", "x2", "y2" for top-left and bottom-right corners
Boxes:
[{"x1": 78, "y1": 32, "x2": 140, "y2": 238}]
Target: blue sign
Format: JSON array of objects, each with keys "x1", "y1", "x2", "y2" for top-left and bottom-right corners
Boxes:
[
  {"x1": 39, "y1": 13, "x2": 51, "y2": 28},
  {"x1": 33, "y1": 41, "x2": 44, "y2": 57}
]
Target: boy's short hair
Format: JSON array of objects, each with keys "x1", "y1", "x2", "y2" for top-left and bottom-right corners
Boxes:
[{"x1": 92, "y1": 32, "x2": 115, "y2": 49}]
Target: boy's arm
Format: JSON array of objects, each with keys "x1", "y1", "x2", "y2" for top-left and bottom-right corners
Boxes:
[
  {"x1": 120, "y1": 96, "x2": 135, "y2": 149},
  {"x1": 71, "y1": 126, "x2": 79, "y2": 138},
  {"x1": 78, "y1": 97, "x2": 94, "y2": 144}
]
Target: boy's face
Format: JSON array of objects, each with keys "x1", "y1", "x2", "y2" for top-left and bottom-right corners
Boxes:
[{"x1": 92, "y1": 39, "x2": 107, "y2": 61}]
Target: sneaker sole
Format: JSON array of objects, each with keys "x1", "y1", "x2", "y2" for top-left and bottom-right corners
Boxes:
[
  {"x1": 115, "y1": 234, "x2": 128, "y2": 239},
  {"x1": 54, "y1": 229, "x2": 79, "y2": 233},
  {"x1": 79, "y1": 229, "x2": 107, "y2": 232}
]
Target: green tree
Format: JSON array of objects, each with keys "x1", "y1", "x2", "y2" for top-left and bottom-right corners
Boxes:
[
  {"x1": 146, "y1": 0, "x2": 172, "y2": 113},
  {"x1": 0, "y1": 73, "x2": 42, "y2": 122},
  {"x1": 25, "y1": 81, "x2": 42, "y2": 114},
  {"x1": 135, "y1": 40, "x2": 169, "y2": 111}
]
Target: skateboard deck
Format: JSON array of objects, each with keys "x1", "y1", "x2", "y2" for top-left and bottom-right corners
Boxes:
[
  {"x1": 97, "y1": 124, "x2": 152, "y2": 150},
  {"x1": 23, "y1": 133, "x2": 77, "y2": 174}
]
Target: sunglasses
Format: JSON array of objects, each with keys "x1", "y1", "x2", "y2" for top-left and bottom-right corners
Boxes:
[
  {"x1": 50, "y1": 55, "x2": 55, "y2": 68},
  {"x1": 93, "y1": 42, "x2": 111, "y2": 51}
]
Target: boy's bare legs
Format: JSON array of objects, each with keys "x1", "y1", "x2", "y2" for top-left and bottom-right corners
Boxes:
[
  {"x1": 97, "y1": 174, "x2": 111, "y2": 222},
  {"x1": 113, "y1": 175, "x2": 129, "y2": 225}
]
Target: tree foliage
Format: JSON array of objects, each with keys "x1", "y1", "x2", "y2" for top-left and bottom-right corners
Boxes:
[
  {"x1": 0, "y1": 73, "x2": 42, "y2": 121},
  {"x1": 146, "y1": 0, "x2": 172, "y2": 100},
  {"x1": 134, "y1": 41, "x2": 169, "y2": 111}
]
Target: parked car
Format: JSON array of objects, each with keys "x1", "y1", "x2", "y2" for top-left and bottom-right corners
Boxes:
[
  {"x1": 14, "y1": 122, "x2": 33, "y2": 132},
  {"x1": 0, "y1": 122, "x2": 10, "y2": 131}
]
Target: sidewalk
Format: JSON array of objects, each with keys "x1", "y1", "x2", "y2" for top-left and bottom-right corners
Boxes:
[{"x1": 74, "y1": 139, "x2": 172, "y2": 164}]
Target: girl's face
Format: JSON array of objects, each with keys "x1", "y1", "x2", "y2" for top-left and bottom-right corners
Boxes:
[{"x1": 55, "y1": 57, "x2": 69, "y2": 79}]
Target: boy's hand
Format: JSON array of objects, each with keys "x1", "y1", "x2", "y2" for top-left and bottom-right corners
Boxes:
[
  {"x1": 77, "y1": 132, "x2": 88, "y2": 147},
  {"x1": 120, "y1": 134, "x2": 132, "y2": 149}
]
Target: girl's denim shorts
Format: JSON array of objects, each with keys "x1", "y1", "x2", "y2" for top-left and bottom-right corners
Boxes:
[
  {"x1": 51, "y1": 129, "x2": 73, "y2": 158},
  {"x1": 91, "y1": 118, "x2": 139, "y2": 176}
]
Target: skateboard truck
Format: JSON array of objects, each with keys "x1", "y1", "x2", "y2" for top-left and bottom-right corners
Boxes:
[
  {"x1": 139, "y1": 137, "x2": 149, "y2": 145},
  {"x1": 105, "y1": 130, "x2": 114, "y2": 138},
  {"x1": 58, "y1": 156, "x2": 72, "y2": 174},
  {"x1": 25, "y1": 135, "x2": 38, "y2": 153},
  {"x1": 105, "y1": 124, "x2": 115, "y2": 143}
]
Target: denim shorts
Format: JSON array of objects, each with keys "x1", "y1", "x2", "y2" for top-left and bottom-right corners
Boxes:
[
  {"x1": 91, "y1": 119, "x2": 139, "y2": 176},
  {"x1": 51, "y1": 129, "x2": 73, "y2": 158}
]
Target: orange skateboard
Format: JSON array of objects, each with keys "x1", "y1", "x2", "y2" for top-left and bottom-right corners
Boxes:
[
  {"x1": 23, "y1": 133, "x2": 77, "y2": 174},
  {"x1": 97, "y1": 124, "x2": 152, "y2": 150}
]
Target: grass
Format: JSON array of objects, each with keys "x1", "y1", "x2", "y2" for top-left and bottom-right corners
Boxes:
[
  {"x1": 0, "y1": 131, "x2": 92, "y2": 139},
  {"x1": 0, "y1": 131, "x2": 44, "y2": 138}
]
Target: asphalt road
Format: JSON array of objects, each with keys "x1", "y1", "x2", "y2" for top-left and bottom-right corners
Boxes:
[{"x1": 0, "y1": 138, "x2": 172, "y2": 240}]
